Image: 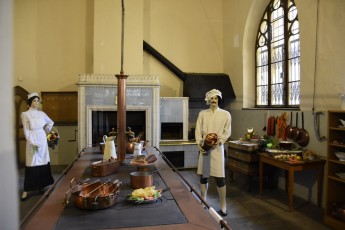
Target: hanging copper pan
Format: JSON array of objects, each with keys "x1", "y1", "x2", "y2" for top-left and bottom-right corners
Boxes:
[
  {"x1": 285, "y1": 112, "x2": 293, "y2": 139},
  {"x1": 290, "y1": 112, "x2": 300, "y2": 141},
  {"x1": 296, "y1": 112, "x2": 310, "y2": 147}
]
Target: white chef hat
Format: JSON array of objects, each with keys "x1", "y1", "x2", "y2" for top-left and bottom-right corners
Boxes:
[
  {"x1": 28, "y1": 92, "x2": 39, "y2": 100},
  {"x1": 204, "y1": 89, "x2": 222, "y2": 105}
]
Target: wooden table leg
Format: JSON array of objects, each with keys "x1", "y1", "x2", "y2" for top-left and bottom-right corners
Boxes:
[
  {"x1": 316, "y1": 166, "x2": 324, "y2": 207},
  {"x1": 285, "y1": 170, "x2": 288, "y2": 192},
  {"x1": 288, "y1": 168, "x2": 294, "y2": 211},
  {"x1": 260, "y1": 160, "x2": 263, "y2": 194}
]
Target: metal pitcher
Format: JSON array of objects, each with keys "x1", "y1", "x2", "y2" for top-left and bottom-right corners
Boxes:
[
  {"x1": 103, "y1": 135, "x2": 117, "y2": 160},
  {"x1": 133, "y1": 141, "x2": 145, "y2": 157}
]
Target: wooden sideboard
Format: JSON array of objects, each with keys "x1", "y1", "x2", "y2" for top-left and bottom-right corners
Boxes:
[{"x1": 227, "y1": 141, "x2": 259, "y2": 191}]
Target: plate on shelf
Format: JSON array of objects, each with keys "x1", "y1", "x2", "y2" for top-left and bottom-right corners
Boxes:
[
  {"x1": 334, "y1": 152, "x2": 345, "y2": 161},
  {"x1": 335, "y1": 172, "x2": 345, "y2": 178}
]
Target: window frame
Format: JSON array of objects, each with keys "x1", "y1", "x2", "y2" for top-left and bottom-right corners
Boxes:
[{"x1": 255, "y1": 0, "x2": 300, "y2": 109}]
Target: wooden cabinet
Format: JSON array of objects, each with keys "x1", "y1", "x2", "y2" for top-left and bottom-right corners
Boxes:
[
  {"x1": 41, "y1": 92, "x2": 78, "y2": 125},
  {"x1": 227, "y1": 141, "x2": 259, "y2": 190},
  {"x1": 324, "y1": 110, "x2": 345, "y2": 229}
]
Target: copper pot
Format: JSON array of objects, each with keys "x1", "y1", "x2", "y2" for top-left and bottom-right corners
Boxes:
[
  {"x1": 202, "y1": 133, "x2": 218, "y2": 152},
  {"x1": 73, "y1": 180, "x2": 122, "y2": 210},
  {"x1": 126, "y1": 142, "x2": 134, "y2": 154},
  {"x1": 130, "y1": 171, "x2": 153, "y2": 189}
]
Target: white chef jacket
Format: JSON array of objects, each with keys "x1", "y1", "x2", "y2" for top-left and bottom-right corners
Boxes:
[
  {"x1": 21, "y1": 108, "x2": 54, "y2": 167},
  {"x1": 195, "y1": 108, "x2": 231, "y2": 177}
]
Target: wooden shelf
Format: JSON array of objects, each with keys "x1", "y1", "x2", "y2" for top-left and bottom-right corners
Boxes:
[{"x1": 324, "y1": 111, "x2": 345, "y2": 229}]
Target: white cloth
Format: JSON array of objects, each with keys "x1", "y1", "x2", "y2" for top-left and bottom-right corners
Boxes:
[
  {"x1": 21, "y1": 108, "x2": 54, "y2": 167},
  {"x1": 195, "y1": 108, "x2": 231, "y2": 177}
]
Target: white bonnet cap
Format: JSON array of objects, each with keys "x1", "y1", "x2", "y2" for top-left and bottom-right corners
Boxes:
[
  {"x1": 28, "y1": 92, "x2": 39, "y2": 100},
  {"x1": 204, "y1": 89, "x2": 222, "y2": 105}
]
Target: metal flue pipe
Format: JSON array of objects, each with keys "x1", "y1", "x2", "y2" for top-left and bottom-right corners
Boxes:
[{"x1": 116, "y1": 0, "x2": 128, "y2": 164}]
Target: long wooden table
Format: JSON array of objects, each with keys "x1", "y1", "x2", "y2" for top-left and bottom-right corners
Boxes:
[
  {"x1": 22, "y1": 147, "x2": 221, "y2": 230},
  {"x1": 259, "y1": 153, "x2": 326, "y2": 211}
]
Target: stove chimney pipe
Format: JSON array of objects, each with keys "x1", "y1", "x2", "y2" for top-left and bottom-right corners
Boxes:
[{"x1": 116, "y1": 0, "x2": 128, "y2": 164}]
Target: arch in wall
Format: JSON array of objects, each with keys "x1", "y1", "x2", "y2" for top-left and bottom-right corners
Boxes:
[{"x1": 243, "y1": 0, "x2": 270, "y2": 108}]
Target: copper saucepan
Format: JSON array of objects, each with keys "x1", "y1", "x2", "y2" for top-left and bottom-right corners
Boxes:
[{"x1": 130, "y1": 171, "x2": 158, "y2": 189}]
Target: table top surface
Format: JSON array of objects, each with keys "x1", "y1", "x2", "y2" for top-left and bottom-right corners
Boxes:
[
  {"x1": 23, "y1": 147, "x2": 221, "y2": 230},
  {"x1": 259, "y1": 152, "x2": 326, "y2": 166}
]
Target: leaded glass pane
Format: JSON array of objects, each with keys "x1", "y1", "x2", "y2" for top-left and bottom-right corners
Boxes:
[{"x1": 255, "y1": 0, "x2": 300, "y2": 107}]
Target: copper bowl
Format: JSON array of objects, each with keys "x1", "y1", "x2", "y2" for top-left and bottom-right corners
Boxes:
[
  {"x1": 73, "y1": 180, "x2": 122, "y2": 210},
  {"x1": 202, "y1": 133, "x2": 218, "y2": 151}
]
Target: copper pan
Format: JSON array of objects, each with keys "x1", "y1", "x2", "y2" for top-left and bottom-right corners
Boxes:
[
  {"x1": 70, "y1": 178, "x2": 100, "y2": 196},
  {"x1": 74, "y1": 179, "x2": 122, "y2": 210},
  {"x1": 296, "y1": 112, "x2": 310, "y2": 147},
  {"x1": 63, "y1": 178, "x2": 99, "y2": 206},
  {"x1": 130, "y1": 171, "x2": 156, "y2": 189},
  {"x1": 290, "y1": 112, "x2": 300, "y2": 141}
]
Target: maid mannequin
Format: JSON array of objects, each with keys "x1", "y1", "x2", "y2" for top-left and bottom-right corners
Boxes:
[{"x1": 21, "y1": 92, "x2": 54, "y2": 201}]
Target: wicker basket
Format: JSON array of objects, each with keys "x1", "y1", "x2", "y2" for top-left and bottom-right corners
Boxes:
[{"x1": 47, "y1": 127, "x2": 59, "y2": 149}]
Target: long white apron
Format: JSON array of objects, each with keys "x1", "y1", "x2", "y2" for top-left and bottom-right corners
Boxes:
[
  {"x1": 195, "y1": 108, "x2": 231, "y2": 177},
  {"x1": 21, "y1": 108, "x2": 54, "y2": 166}
]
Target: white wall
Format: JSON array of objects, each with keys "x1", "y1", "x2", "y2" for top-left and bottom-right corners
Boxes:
[{"x1": 0, "y1": 0, "x2": 19, "y2": 228}]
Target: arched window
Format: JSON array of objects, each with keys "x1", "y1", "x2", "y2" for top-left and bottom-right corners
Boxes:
[{"x1": 255, "y1": 0, "x2": 300, "y2": 108}]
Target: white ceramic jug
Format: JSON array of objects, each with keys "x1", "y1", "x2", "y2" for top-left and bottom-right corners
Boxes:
[
  {"x1": 133, "y1": 141, "x2": 145, "y2": 157},
  {"x1": 103, "y1": 135, "x2": 117, "y2": 159}
]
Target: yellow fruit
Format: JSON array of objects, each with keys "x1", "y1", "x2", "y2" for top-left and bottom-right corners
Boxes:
[{"x1": 296, "y1": 156, "x2": 301, "y2": 160}]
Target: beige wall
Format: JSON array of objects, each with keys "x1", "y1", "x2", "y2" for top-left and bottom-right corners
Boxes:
[
  {"x1": 13, "y1": 0, "x2": 225, "y2": 96},
  {"x1": 94, "y1": 0, "x2": 143, "y2": 74},
  {"x1": 143, "y1": 0, "x2": 224, "y2": 97},
  {"x1": 13, "y1": 0, "x2": 88, "y2": 92}
]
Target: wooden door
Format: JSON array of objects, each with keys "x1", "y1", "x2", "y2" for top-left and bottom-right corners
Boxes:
[{"x1": 14, "y1": 86, "x2": 28, "y2": 168}]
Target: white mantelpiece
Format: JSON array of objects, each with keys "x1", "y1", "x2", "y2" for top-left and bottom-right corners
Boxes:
[
  {"x1": 77, "y1": 74, "x2": 160, "y2": 152},
  {"x1": 160, "y1": 97, "x2": 189, "y2": 141}
]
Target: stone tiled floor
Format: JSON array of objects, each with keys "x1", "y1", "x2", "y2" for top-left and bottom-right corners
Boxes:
[
  {"x1": 19, "y1": 166, "x2": 332, "y2": 230},
  {"x1": 179, "y1": 169, "x2": 331, "y2": 230}
]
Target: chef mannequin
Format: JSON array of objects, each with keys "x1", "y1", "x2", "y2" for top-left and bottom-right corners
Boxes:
[
  {"x1": 21, "y1": 92, "x2": 55, "y2": 201},
  {"x1": 195, "y1": 89, "x2": 231, "y2": 216}
]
